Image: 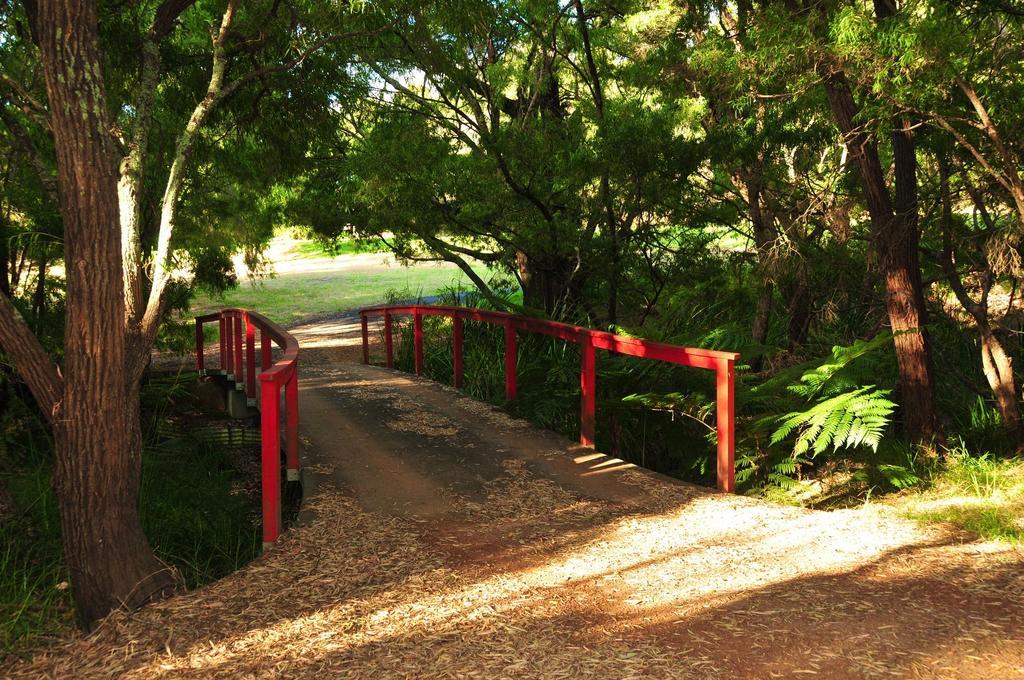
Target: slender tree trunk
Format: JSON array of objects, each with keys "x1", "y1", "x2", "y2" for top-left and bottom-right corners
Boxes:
[
  {"x1": 573, "y1": 0, "x2": 620, "y2": 325},
  {"x1": 746, "y1": 174, "x2": 773, "y2": 370},
  {"x1": 31, "y1": 248, "x2": 46, "y2": 323},
  {"x1": 939, "y1": 158, "x2": 1024, "y2": 450},
  {"x1": 34, "y1": 0, "x2": 178, "y2": 628},
  {"x1": 821, "y1": 69, "x2": 942, "y2": 445},
  {"x1": 784, "y1": 276, "x2": 813, "y2": 350},
  {"x1": 751, "y1": 286, "x2": 772, "y2": 355},
  {"x1": 517, "y1": 249, "x2": 545, "y2": 311},
  {"x1": 0, "y1": 210, "x2": 9, "y2": 298},
  {"x1": 979, "y1": 325, "x2": 1023, "y2": 449}
]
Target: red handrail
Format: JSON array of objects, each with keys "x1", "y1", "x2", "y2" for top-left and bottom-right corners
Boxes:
[
  {"x1": 195, "y1": 308, "x2": 300, "y2": 547},
  {"x1": 359, "y1": 304, "x2": 739, "y2": 492}
]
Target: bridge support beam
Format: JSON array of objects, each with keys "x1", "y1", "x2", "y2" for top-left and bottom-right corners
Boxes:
[
  {"x1": 715, "y1": 357, "x2": 736, "y2": 493},
  {"x1": 580, "y1": 335, "x2": 596, "y2": 447},
  {"x1": 286, "y1": 370, "x2": 300, "y2": 482},
  {"x1": 260, "y1": 377, "x2": 282, "y2": 548},
  {"x1": 195, "y1": 322, "x2": 205, "y2": 373},
  {"x1": 384, "y1": 312, "x2": 394, "y2": 368},
  {"x1": 233, "y1": 315, "x2": 244, "y2": 382},
  {"x1": 504, "y1": 320, "x2": 517, "y2": 401},
  {"x1": 245, "y1": 314, "x2": 256, "y2": 400},
  {"x1": 361, "y1": 314, "x2": 369, "y2": 364},
  {"x1": 414, "y1": 312, "x2": 424, "y2": 375},
  {"x1": 453, "y1": 316, "x2": 464, "y2": 388},
  {"x1": 223, "y1": 315, "x2": 233, "y2": 378},
  {"x1": 261, "y1": 330, "x2": 272, "y2": 372}
]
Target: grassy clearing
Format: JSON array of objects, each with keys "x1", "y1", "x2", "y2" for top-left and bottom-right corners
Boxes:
[
  {"x1": 192, "y1": 236, "x2": 493, "y2": 325},
  {"x1": 886, "y1": 453, "x2": 1024, "y2": 543}
]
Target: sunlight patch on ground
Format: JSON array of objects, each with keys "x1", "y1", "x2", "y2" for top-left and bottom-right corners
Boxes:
[{"x1": 11, "y1": 433, "x2": 1024, "y2": 677}]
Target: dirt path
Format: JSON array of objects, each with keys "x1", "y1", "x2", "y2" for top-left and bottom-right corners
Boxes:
[{"x1": 10, "y1": 317, "x2": 1024, "y2": 679}]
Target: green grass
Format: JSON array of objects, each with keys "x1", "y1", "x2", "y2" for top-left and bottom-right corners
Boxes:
[
  {"x1": 0, "y1": 375, "x2": 261, "y2": 658},
  {"x1": 285, "y1": 237, "x2": 387, "y2": 258},
  {"x1": 0, "y1": 465, "x2": 70, "y2": 656},
  {"x1": 193, "y1": 259, "x2": 492, "y2": 325},
  {"x1": 891, "y1": 452, "x2": 1024, "y2": 543}
]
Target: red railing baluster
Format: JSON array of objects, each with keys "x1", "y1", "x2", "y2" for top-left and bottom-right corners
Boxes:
[
  {"x1": 453, "y1": 315, "x2": 464, "y2": 388},
  {"x1": 195, "y1": 321, "x2": 205, "y2": 373},
  {"x1": 196, "y1": 308, "x2": 300, "y2": 548},
  {"x1": 361, "y1": 313, "x2": 369, "y2": 364},
  {"x1": 580, "y1": 333, "x2": 596, "y2": 447},
  {"x1": 504, "y1": 319, "x2": 517, "y2": 401},
  {"x1": 233, "y1": 315, "x2": 243, "y2": 384},
  {"x1": 384, "y1": 311, "x2": 394, "y2": 368},
  {"x1": 286, "y1": 367, "x2": 299, "y2": 481},
  {"x1": 223, "y1": 313, "x2": 233, "y2": 377},
  {"x1": 261, "y1": 330, "x2": 272, "y2": 371},
  {"x1": 259, "y1": 375, "x2": 281, "y2": 548},
  {"x1": 716, "y1": 357, "x2": 736, "y2": 493},
  {"x1": 414, "y1": 311, "x2": 424, "y2": 375},
  {"x1": 245, "y1": 314, "x2": 256, "y2": 401},
  {"x1": 357, "y1": 304, "x2": 740, "y2": 493}
]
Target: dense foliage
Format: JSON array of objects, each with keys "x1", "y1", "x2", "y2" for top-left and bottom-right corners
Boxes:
[
  {"x1": 3, "y1": 0, "x2": 1024, "y2": 632},
  {"x1": 323, "y1": 0, "x2": 1024, "y2": 497}
]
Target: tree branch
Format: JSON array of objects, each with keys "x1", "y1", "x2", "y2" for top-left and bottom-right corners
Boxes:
[{"x1": 0, "y1": 293, "x2": 62, "y2": 422}]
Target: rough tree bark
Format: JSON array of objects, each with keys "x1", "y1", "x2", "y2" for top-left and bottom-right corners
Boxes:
[
  {"x1": 821, "y1": 68, "x2": 942, "y2": 445},
  {"x1": 29, "y1": 0, "x2": 178, "y2": 628}
]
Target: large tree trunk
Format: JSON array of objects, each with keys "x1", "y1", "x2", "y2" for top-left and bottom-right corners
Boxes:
[
  {"x1": 35, "y1": 0, "x2": 178, "y2": 628},
  {"x1": 821, "y1": 68, "x2": 942, "y2": 445}
]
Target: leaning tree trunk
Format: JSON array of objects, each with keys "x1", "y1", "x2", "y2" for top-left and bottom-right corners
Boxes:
[
  {"x1": 939, "y1": 159, "x2": 1024, "y2": 450},
  {"x1": 36, "y1": 0, "x2": 178, "y2": 628},
  {"x1": 979, "y1": 324, "x2": 1023, "y2": 450}
]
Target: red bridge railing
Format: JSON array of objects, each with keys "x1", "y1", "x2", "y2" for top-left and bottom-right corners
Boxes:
[
  {"x1": 360, "y1": 305, "x2": 739, "y2": 492},
  {"x1": 194, "y1": 308, "x2": 299, "y2": 547}
]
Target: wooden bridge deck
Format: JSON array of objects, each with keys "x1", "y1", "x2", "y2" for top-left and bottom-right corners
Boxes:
[{"x1": 9, "y1": 316, "x2": 1024, "y2": 678}]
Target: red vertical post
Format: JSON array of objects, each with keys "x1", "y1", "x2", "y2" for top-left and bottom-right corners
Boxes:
[
  {"x1": 452, "y1": 315, "x2": 464, "y2": 388},
  {"x1": 414, "y1": 312, "x2": 424, "y2": 375},
  {"x1": 716, "y1": 357, "x2": 736, "y2": 493},
  {"x1": 285, "y1": 367, "x2": 299, "y2": 482},
  {"x1": 504, "y1": 319, "x2": 517, "y2": 401},
  {"x1": 195, "y1": 321, "x2": 205, "y2": 373},
  {"x1": 245, "y1": 314, "x2": 256, "y2": 399},
  {"x1": 580, "y1": 333, "x2": 596, "y2": 447},
  {"x1": 223, "y1": 314, "x2": 232, "y2": 376},
  {"x1": 233, "y1": 315, "x2": 243, "y2": 383},
  {"x1": 260, "y1": 376, "x2": 281, "y2": 547},
  {"x1": 384, "y1": 312, "x2": 394, "y2": 368},
  {"x1": 261, "y1": 331, "x2": 272, "y2": 371},
  {"x1": 361, "y1": 313, "x2": 369, "y2": 364}
]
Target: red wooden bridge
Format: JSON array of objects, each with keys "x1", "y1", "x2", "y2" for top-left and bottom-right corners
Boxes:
[
  {"x1": 195, "y1": 305, "x2": 739, "y2": 547},
  {"x1": 17, "y1": 304, "x2": 1021, "y2": 677}
]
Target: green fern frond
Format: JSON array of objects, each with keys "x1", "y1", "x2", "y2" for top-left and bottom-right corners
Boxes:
[
  {"x1": 877, "y1": 463, "x2": 922, "y2": 490},
  {"x1": 789, "y1": 333, "x2": 894, "y2": 399},
  {"x1": 773, "y1": 386, "x2": 896, "y2": 458}
]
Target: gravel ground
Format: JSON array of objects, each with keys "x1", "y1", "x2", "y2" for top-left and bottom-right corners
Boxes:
[{"x1": 9, "y1": 316, "x2": 1024, "y2": 679}]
